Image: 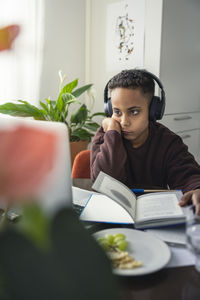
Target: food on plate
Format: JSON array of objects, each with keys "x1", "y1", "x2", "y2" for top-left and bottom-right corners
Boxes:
[
  {"x1": 97, "y1": 233, "x2": 128, "y2": 251},
  {"x1": 97, "y1": 233, "x2": 142, "y2": 269}
]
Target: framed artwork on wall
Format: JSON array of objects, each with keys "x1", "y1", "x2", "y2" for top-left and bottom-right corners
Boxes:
[
  {"x1": 105, "y1": 0, "x2": 145, "y2": 72},
  {"x1": 85, "y1": 0, "x2": 163, "y2": 113}
]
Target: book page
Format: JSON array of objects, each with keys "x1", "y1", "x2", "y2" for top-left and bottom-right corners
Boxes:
[
  {"x1": 136, "y1": 192, "x2": 184, "y2": 222},
  {"x1": 92, "y1": 171, "x2": 136, "y2": 219},
  {"x1": 80, "y1": 194, "x2": 134, "y2": 224}
]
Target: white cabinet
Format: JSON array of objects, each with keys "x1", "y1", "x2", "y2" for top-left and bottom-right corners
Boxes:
[
  {"x1": 159, "y1": 1, "x2": 200, "y2": 164},
  {"x1": 159, "y1": 0, "x2": 200, "y2": 114},
  {"x1": 161, "y1": 112, "x2": 200, "y2": 163},
  {"x1": 179, "y1": 130, "x2": 200, "y2": 163}
]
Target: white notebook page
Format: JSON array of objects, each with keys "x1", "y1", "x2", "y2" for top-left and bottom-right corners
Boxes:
[
  {"x1": 80, "y1": 194, "x2": 133, "y2": 224},
  {"x1": 136, "y1": 193, "x2": 183, "y2": 222}
]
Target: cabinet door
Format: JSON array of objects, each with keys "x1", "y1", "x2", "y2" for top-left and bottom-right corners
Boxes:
[
  {"x1": 159, "y1": 0, "x2": 200, "y2": 114},
  {"x1": 161, "y1": 113, "x2": 200, "y2": 133},
  {"x1": 178, "y1": 130, "x2": 200, "y2": 162}
]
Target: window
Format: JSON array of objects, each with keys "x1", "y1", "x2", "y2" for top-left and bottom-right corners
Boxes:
[{"x1": 0, "y1": 0, "x2": 44, "y2": 105}]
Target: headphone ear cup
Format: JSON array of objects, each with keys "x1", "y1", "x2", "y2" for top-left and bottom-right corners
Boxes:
[
  {"x1": 149, "y1": 96, "x2": 165, "y2": 121},
  {"x1": 104, "y1": 97, "x2": 113, "y2": 117},
  {"x1": 149, "y1": 96, "x2": 160, "y2": 121}
]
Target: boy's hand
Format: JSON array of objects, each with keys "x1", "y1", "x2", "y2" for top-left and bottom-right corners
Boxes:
[
  {"x1": 102, "y1": 118, "x2": 121, "y2": 134},
  {"x1": 179, "y1": 189, "x2": 200, "y2": 215}
]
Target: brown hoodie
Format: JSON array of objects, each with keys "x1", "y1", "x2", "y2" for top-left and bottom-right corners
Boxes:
[{"x1": 91, "y1": 122, "x2": 200, "y2": 193}]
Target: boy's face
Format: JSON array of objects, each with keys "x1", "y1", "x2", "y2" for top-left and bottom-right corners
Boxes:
[{"x1": 111, "y1": 87, "x2": 150, "y2": 148}]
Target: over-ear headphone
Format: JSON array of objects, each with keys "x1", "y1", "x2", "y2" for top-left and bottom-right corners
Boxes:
[{"x1": 104, "y1": 70, "x2": 166, "y2": 121}]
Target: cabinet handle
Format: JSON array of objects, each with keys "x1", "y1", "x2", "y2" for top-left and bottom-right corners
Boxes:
[
  {"x1": 174, "y1": 116, "x2": 192, "y2": 121},
  {"x1": 180, "y1": 134, "x2": 191, "y2": 139}
]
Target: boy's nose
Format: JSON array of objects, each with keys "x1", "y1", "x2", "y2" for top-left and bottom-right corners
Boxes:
[{"x1": 120, "y1": 115, "x2": 130, "y2": 127}]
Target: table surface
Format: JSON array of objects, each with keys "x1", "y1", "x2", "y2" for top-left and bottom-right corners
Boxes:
[
  {"x1": 72, "y1": 178, "x2": 200, "y2": 300},
  {"x1": 118, "y1": 265, "x2": 200, "y2": 300}
]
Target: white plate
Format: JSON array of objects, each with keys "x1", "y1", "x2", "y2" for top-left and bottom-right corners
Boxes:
[{"x1": 93, "y1": 228, "x2": 171, "y2": 276}]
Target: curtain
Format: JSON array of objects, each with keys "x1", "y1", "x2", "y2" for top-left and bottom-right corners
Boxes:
[{"x1": 0, "y1": 0, "x2": 44, "y2": 105}]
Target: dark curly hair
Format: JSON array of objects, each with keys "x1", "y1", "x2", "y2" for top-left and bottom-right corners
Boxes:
[{"x1": 108, "y1": 69, "x2": 155, "y2": 101}]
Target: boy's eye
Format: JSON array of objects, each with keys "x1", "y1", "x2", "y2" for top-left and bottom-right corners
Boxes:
[
  {"x1": 130, "y1": 110, "x2": 139, "y2": 115},
  {"x1": 113, "y1": 110, "x2": 121, "y2": 116}
]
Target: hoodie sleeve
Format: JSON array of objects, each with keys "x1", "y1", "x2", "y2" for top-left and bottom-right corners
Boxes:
[
  {"x1": 165, "y1": 134, "x2": 200, "y2": 193},
  {"x1": 90, "y1": 127, "x2": 127, "y2": 183}
]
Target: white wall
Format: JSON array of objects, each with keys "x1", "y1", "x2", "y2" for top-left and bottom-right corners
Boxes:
[
  {"x1": 87, "y1": 0, "x2": 163, "y2": 115},
  {"x1": 88, "y1": 0, "x2": 200, "y2": 115},
  {"x1": 39, "y1": 0, "x2": 200, "y2": 116},
  {"x1": 39, "y1": 0, "x2": 86, "y2": 102}
]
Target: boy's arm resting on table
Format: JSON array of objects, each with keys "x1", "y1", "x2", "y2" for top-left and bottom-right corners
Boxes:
[
  {"x1": 90, "y1": 126, "x2": 127, "y2": 183},
  {"x1": 165, "y1": 135, "x2": 200, "y2": 214}
]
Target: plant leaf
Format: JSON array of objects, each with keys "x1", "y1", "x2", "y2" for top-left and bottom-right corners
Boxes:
[
  {"x1": 56, "y1": 95, "x2": 63, "y2": 112},
  {"x1": 70, "y1": 127, "x2": 93, "y2": 141},
  {"x1": 83, "y1": 122, "x2": 100, "y2": 131},
  {"x1": 49, "y1": 100, "x2": 57, "y2": 109},
  {"x1": 90, "y1": 112, "x2": 106, "y2": 118},
  {"x1": 61, "y1": 93, "x2": 80, "y2": 120},
  {"x1": 40, "y1": 100, "x2": 58, "y2": 121},
  {"x1": 45, "y1": 99, "x2": 57, "y2": 109},
  {"x1": 63, "y1": 78, "x2": 78, "y2": 93},
  {"x1": 39, "y1": 101, "x2": 49, "y2": 115},
  {"x1": 62, "y1": 93, "x2": 79, "y2": 105},
  {"x1": 57, "y1": 78, "x2": 78, "y2": 103},
  {"x1": 49, "y1": 107, "x2": 60, "y2": 121},
  {"x1": 72, "y1": 84, "x2": 93, "y2": 98},
  {"x1": 18, "y1": 101, "x2": 47, "y2": 120},
  {"x1": 0, "y1": 101, "x2": 46, "y2": 120},
  {"x1": 70, "y1": 104, "x2": 88, "y2": 124}
]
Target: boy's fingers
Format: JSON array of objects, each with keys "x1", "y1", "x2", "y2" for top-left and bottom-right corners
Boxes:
[
  {"x1": 191, "y1": 194, "x2": 200, "y2": 215},
  {"x1": 195, "y1": 203, "x2": 200, "y2": 215},
  {"x1": 179, "y1": 190, "x2": 200, "y2": 215},
  {"x1": 179, "y1": 191, "x2": 192, "y2": 206}
]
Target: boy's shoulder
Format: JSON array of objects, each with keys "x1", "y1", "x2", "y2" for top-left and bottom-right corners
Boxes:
[
  {"x1": 151, "y1": 121, "x2": 182, "y2": 142},
  {"x1": 152, "y1": 121, "x2": 177, "y2": 135},
  {"x1": 149, "y1": 122, "x2": 188, "y2": 154}
]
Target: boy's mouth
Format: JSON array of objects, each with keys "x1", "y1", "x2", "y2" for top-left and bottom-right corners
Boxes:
[{"x1": 122, "y1": 131, "x2": 132, "y2": 135}]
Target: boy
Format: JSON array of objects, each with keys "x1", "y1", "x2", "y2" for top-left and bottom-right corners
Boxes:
[{"x1": 91, "y1": 69, "x2": 200, "y2": 214}]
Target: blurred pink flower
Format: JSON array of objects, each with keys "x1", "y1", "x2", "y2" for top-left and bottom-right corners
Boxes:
[
  {"x1": 0, "y1": 24, "x2": 20, "y2": 51},
  {"x1": 0, "y1": 126, "x2": 57, "y2": 201}
]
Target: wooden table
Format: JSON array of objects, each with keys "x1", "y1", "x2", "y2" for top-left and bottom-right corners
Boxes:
[
  {"x1": 72, "y1": 179, "x2": 200, "y2": 300},
  {"x1": 117, "y1": 265, "x2": 200, "y2": 300}
]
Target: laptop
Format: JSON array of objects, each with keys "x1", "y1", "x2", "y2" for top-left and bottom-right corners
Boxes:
[{"x1": 0, "y1": 115, "x2": 72, "y2": 215}]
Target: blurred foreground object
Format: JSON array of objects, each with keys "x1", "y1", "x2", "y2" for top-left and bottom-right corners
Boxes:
[
  {"x1": 0, "y1": 116, "x2": 73, "y2": 215},
  {"x1": 0, "y1": 25, "x2": 20, "y2": 51},
  {"x1": 0, "y1": 117, "x2": 118, "y2": 299},
  {"x1": 0, "y1": 207, "x2": 118, "y2": 300},
  {"x1": 0, "y1": 126, "x2": 56, "y2": 201}
]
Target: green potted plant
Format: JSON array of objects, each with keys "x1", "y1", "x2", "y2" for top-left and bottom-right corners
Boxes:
[{"x1": 0, "y1": 71, "x2": 105, "y2": 164}]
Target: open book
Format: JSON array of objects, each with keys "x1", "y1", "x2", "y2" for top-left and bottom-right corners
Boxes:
[{"x1": 80, "y1": 172, "x2": 186, "y2": 229}]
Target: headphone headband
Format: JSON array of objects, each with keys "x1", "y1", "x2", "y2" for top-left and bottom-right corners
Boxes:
[{"x1": 104, "y1": 69, "x2": 166, "y2": 121}]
